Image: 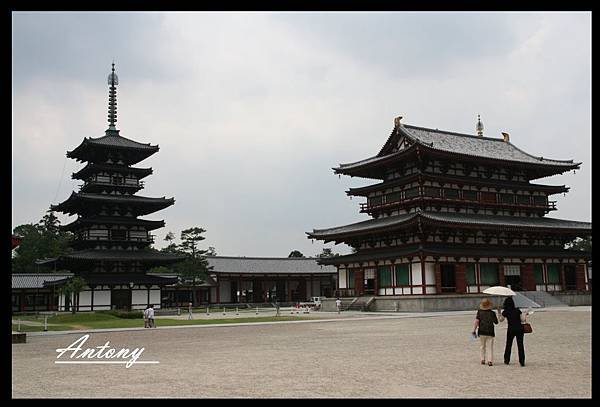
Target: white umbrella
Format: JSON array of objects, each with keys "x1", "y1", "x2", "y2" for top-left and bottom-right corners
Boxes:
[{"x1": 482, "y1": 286, "x2": 516, "y2": 296}]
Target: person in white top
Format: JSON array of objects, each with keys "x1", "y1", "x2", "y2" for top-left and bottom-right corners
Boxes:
[
  {"x1": 144, "y1": 305, "x2": 155, "y2": 328},
  {"x1": 335, "y1": 298, "x2": 342, "y2": 314}
]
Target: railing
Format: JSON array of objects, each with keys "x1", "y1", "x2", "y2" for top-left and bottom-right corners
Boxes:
[
  {"x1": 82, "y1": 180, "x2": 145, "y2": 189},
  {"x1": 360, "y1": 196, "x2": 557, "y2": 212},
  {"x1": 76, "y1": 235, "x2": 155, "y2": 243}
]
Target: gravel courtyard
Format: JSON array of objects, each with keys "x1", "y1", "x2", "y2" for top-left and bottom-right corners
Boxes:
[{"x1": 12, "y1": 307, "x2": 591, "y2": 398}]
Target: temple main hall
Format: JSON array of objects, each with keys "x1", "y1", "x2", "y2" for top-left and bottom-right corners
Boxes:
[{"x1": 308, "y1": 116, "x2": 592, "y2": 298}]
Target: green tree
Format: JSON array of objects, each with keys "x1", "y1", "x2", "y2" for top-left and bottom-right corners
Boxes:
[
  {"x1": 207, "y1": 246, "x2": 217, "y2": 256},
  {"x1": 288, "y1": 250, "x2": 304, "y2": 258},
  {"x1": 566, "y1": 236, "x2": 591, "y2": 252},
  {"x1": 162, "y1": 231, "x2": 180, "y2": 254},
  {"x1": 12, "y1": 210, "x2": 72, "y2": 273},
  {"x1": 176, "y1": 227, "x2": 212, "y2": 288},
  {"x1": 69, "y1": 277, "x2": 86, "y2": 314},
  {"x1": 317, "y1": 248, "x2": 340, "y2": 258}
]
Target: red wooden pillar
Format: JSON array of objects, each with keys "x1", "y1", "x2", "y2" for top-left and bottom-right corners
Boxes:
[
  {"x1": 216, "y1": 275, "x2": 220, "y2": 304},
  {"x1": 434, "y1": 263, "x2": 442, "y2": 294},
  {"x1": 576, "y1": 264, "x2": 586, "y2": 291},
  {"x1": 560, "y1": 264, "x2": 566, "y2": 291},
  {"x1": 521, "y1": 264, "x2": 536, "y2": 291},
  {"x1": 455, "y1": 263, "x2": 466, "y2": 294},
  {"x1": 355, "y1": 270, "x2": 364, "y2": 296}
]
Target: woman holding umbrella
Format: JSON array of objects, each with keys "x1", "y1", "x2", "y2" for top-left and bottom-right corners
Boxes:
[{"x1": 498, "y1": 296, "x2": 529, "y2": 367}]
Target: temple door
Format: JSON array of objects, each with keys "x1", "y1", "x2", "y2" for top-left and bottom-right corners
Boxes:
[{"x1": 354, "y1": 270, "x2": 364, "y2": 296}]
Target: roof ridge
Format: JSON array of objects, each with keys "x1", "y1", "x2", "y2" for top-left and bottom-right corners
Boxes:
[{"x1": 402, "y1": 124, "x2": 504, "y2": 142}]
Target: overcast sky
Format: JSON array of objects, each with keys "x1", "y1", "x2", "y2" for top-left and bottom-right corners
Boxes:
[{"x1": 12, "y1": 11, "x2": 591, "y2": 257}]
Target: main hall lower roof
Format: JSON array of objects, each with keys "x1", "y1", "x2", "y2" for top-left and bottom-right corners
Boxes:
[{"x1": 308, "y1": 211, "x2": 591, "y2": 240}]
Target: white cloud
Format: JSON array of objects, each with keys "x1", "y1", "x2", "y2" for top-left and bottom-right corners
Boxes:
[{"x1": 12, "y1": 12, "x2": 591, "y2": 256}]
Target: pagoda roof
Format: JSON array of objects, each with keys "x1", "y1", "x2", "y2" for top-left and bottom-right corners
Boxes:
[
  {"x1": 316, "y1": 244, "x2": 591, "y2": 265},
  {"x1": 67, "y1": 130, "x2": 159, "y2": 165},
  {"x1": 55, "y1": 249, "x2": 185, "y2": 263},
  {"x1": 72, "y1": 162, "x2": 153, "y2": 180},
  {"x1": 51, "y1": 192, "x2": 174, "y2": 216},
  {"x1": 347, "y1": 173, "x2": 570, "y2": 197},
  {"x1": 62, "y1": 216, "x2": 165, "y2": 232},
  {"x1": 308, "y1": 211, "x2": 591, "y2": 242},
  {"x1": 335, "y1": 123, "x2": 581, "y2": 175}
]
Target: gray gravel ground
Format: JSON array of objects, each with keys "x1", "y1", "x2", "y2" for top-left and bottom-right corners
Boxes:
[{"x1": 12, "y1": 308, "x2": 591, "y2": 398}]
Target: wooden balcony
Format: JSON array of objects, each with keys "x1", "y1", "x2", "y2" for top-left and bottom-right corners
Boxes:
[{"x1": 360, "y1": 197, "x2": 557, "y2": 213}]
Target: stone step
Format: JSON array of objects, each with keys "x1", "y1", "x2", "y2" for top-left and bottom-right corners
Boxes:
[{"x1": 520, "y1": 291, "x2": 567, "y2": 307}]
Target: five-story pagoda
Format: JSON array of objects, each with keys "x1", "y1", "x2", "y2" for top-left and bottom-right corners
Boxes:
[
  {"x1": 46, "y1": 64, "x2": 185, "y2": 311},
  {"x1": 308, "y1": 116, "x2": 591, "y2": 298}
]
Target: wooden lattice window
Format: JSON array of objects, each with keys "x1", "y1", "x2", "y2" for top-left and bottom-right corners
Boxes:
[
  {"x1": 395, "y1": 264, "x2": 410, "y2": 286},
  {"x1": 463, "y1": 190, "x2": 478, "y2": 201},
  {"x1": 445, "y1": 189, "x2": 459, "y2": 199},
  {"x1": 516, "y1": 195, "x2": 531, "y2": 205},
  {"x1": 369, "y1": 195, "x2": 383, "y2": 207},
  {"x1": 534, "y1": 264, "x2": 544, "y2": 284},
  {"x1": 423, "y1": 187, "x2": 441, "y2": 198},
  {"x1": 377, "y1": 266, "x2": 392, "y2": 287},
  {"x1": 480, "y1": 264, "x2": 499, "y2": 285},
  {"x1": 386, "y1": 191, "x2": 402, "y2": 203},
  {"x1": 480, "y1": 192, "x2": 497, "y2": 203},
  {"x1": 404, "y1": 187, "x2": 419, "y2": 199},
  {"x1": 500, "y1": 194, "x2": 514, "y2": 204}
]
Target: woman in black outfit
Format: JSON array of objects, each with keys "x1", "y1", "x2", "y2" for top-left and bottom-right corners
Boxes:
[{"x1": 498, "y1": 296, "x2": 528, "y2": 367}]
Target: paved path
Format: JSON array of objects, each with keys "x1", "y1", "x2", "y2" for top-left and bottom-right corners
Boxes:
[{"x1": 12, "y1": 307, "x2": 591, "y2": 398}]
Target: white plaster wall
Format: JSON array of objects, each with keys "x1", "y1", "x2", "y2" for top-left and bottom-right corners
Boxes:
[
  {"x1": 94, "y1": 290, "x2": 111, "y2": 308},
  {"x1": 339, "y1": 269, "x2": 347, "y2": 289},
  {"x1": 219, "y1": 280, "x2": 231, "y2": 303},
  {"x1": 412, "y1": 287, "x2": 423, "y2": 294},
  {"x1": 425, "y1": 263, "x2": 435, "y2": 288},
  {"x1": 150, "y1": 289, "x2": 161, "y2": 308},
  {"x1": 426, "y1": 286, "x2": 437, "y2": 294},
  {"x1": 132, "y1": 289, "x2": 148, "y2": 307},
  {"x1": 411, "y1": 263, "x2": 422, "y2": 285},
  {"x1": 78, "y1": 291, "x2": 92, "y2": 306}
]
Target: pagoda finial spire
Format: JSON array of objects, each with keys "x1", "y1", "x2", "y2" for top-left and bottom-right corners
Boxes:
[
  {"x1": 107, "y1": 62, "x2": 119, "y2": 132},
  {"x1": 476, "y1": 114, "x2": 484, "y2": 137}
]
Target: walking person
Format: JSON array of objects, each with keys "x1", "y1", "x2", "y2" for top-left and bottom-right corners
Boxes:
[
  {"x1": 143, "y1": 306, "x2": 149, "y2": 328},
  {"x1": 498, "y1": 296, "x2": 529, "y2": 366},
  {"x1": 472, "y1": 298, "x2": 499, "y2": 366},
  {"x1": 335, "y1": 298, "x2": 342, "y2": 314},
  {"x1": 187, "y1": 302, "x2": 193, "y2": 320},
  {"x1": 145, "y1": 304, "x2": 155, "y2": 328}
]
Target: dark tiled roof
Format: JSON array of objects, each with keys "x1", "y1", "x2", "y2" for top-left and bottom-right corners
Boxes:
[
  {"x1": 338, "y1": 123, "x2": 580, "y2": 170},
  {"x1": 12, "y1": 273, "x2": 73, "y2": 289},
  {"x1": 421, "y1": 212, "x2": 591, "y2": 231},
  {"x1": 308, "y1": 212, "x2": 418, "y2": 238},
  {"x1": 52, "y1": 192, "x2": 174, "y2": 214},
  {"x1": 308, "y1": 211, "x2": 591, "y2": 239},
  {"x1": 68, "y1": 131, "x2": 158, "y2": 155},
  {"x1": 206, "y1": 256, "x2": 337, "y2": 275},
  {"x1": 316, "y1": 244, "x2": 591, "y2": 265},
  {"x1": 58, "y1": 249, "x2": 185, "y2": 263},
  {"x1": 62, "y1": 216, "x2": 165, "y2": 231},
  {"x1": 72, "y1": 163, "x2": 153, "y2": 180}
]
